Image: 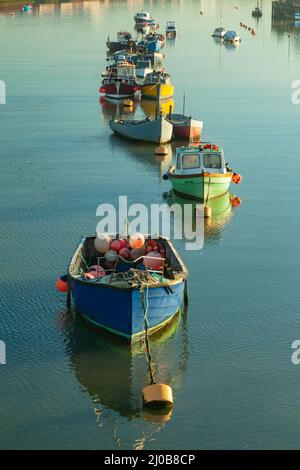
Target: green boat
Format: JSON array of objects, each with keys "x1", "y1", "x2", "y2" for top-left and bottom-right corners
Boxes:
[{"x1": 163, "y1": 144, "x2": 242, "y2": 200}]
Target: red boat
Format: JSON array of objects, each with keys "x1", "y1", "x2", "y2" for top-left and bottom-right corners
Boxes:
[
  {"x1": 166, "y1": 114, "x2": 203, "y2": 142},
  {"x1": 99, "y1": 61, "x2": 139, "y2": 99},
  {"x1": 100, "y1": 79, "x2": 139, "y2": 99}
]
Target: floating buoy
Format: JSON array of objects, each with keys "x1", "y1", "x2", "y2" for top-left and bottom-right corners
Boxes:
[
  {"x1": 111, "y1": 239, "x2": 121, "y2": 252},
  {"x1": 129, "y1": 233, "x2": 145, "y2": 249},
  {"x1": 88, "y1": 265, "x2": 106, "y2": 278},
  {"x1": 123, "y1": 99, "x2": 133, "y2": 107},
  {"x1": 232, "y1": 173, "x2": 243, "y2": 184},
  {"x1": 119, "y1": 247, "x2": 130, "y2": 259},
  {"x1": 142, "y1": 384, "x2": 173, "y2": 409},
  {"x1": 105, "y1": 249, "x2": 118, "y2": 263},
  {"x1": 56, "y1": 274, "x2": 68, "y2": 292},
  {"x1": 251, "y1": 29, "x2": 256, "y2": 35},
  {"x1": 155, "y1": 146, "x2": 168, "y2": 155},
  {"x1": 204, "y1": 206, "x2": 212, "y2": 218},
  {"x1": 130, "y1": 246, "x2": 146, "y2": 261},
  {"x1": 231, "y1": 196, "x2": 242, "y2": 208},
  {"x1": 144, "y1": 251, "x2": 164, "y2": 270},
  {"x1": 94, "y1": 233, "x2": 111, "y2": 254}
]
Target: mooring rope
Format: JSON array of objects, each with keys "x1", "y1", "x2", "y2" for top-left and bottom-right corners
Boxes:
[{"x1": 140, "y1": 284, "x2": 155, "y2": 385}]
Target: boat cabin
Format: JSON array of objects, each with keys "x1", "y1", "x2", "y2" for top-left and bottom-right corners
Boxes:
[
  {"x1": 115, "y1": 60, "x2": 136, "y2": 80},
  {"x1": 117, "y1": 31, "x2": 132, "y2": 42},
  {"x1": 223, "y1": 30, "x2": 241, "y2": 42},
  {"x1": 174, "y1": 145, "x2": 227, "y2": 176},
  {"x1": 144, "y1": 71, "x2": 172, "y2": 85}
]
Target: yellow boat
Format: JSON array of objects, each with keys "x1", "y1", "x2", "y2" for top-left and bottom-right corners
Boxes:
[{"x1": 141, "y1": 71, "x2": 174, "y2": 100}]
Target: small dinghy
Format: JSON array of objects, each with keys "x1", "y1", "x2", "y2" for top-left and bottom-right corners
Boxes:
[
  {"x1": 166, "y1": 113, "x2": 203, "y2": 142},
  {"x1": 109, "y1": 116, "x2": 173, "y2": 144},
  {"x1": 65, "y1": 234, "x2": 188, "y2": 342}
]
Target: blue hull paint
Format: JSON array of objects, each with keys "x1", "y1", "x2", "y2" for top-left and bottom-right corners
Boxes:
[
  {"x1": 71, "y1": 280, "x2": 185, "y2": 339},
  {"x1": 146, "y1": 41, "x2": 162, "y2": 53}
]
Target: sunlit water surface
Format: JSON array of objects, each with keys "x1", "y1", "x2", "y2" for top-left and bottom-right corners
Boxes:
[{"x1": 0, "y1": 0, "x2": 300, "y2": 450}]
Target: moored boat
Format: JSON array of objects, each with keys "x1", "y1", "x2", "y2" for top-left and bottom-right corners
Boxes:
[
  {"x1": 212, "y1": 27, "x2": 227, "y2": 38},
  {"x1": 166, "y1": 21, "x2": 177, "y2": 38},
  {"x1": 136, "y1": 58, "x2": 153, "y2": 78},
  {"x1": 252, "y1": 1, "x2": 262, "y2": 17},
  {"x1": 141, "y1": 71, "x2": 174, "y2": 100},
  {"x1": 99, "y1": 60, "x2": 139, "y2": 99},
  {"x1": 223, "y1": 30, "x2": 241, "y2": 43},
  {"x1": 109, "y1": 116, "x2": 173, "y2": 144},
  {"x1": 163, "y1": 144, "x2": 242, "y2": 200},
  {"x1": 134, "y1": 12, "x2": 155, "y2": 26},
  {"x1": 66, "y1": 234, "x2": 188, "y2": 341},
  {"x1": 106, "y1": 31, "x2": 136, "y2": 53},
  {"x1": 166, "y1": 113, "x2": 203, "y2": 142}
]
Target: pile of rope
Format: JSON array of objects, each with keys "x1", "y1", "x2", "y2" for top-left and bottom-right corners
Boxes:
[{"x1": 109, "y1": 268, "x2": 161, "y2": 288}]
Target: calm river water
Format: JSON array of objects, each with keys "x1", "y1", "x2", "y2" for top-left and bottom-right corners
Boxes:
[{"x1": 1, "y1": 0, "x2": 300, "y2": 450}]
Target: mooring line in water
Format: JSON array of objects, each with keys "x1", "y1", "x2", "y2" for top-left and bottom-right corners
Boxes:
[{"x1": 140, "y1": 284, "x2": 155, "y2": 385}]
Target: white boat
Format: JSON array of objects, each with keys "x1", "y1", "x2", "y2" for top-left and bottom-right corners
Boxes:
[
  {"x1": 109, "y1": 116, "x2": 173, "y2": 144},
  {"x1": 212, "y1": 27, "x2": 227, "y2": 38},
  {"x1": 166, "y1": 21, "x2": 177, "y2": 37},
  {"x1": 134, "y1": 12, "x2": 155, "y2": 25},
  {"x1": 136, "y1": 59, "x2": 153, "y2": 78},
  {"x1": 223, "y1": 31, "x2": 241, "y2": 43}
]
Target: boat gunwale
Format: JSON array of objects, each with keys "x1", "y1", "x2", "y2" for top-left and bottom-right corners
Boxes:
[{"x1": 68, "y1": 235, "x2": 188, "y2": 290}]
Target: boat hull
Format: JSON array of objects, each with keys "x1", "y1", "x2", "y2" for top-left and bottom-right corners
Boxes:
[
  {"x1": 170, "y1": 173, "x2": 232, "y2": 200},
  {"x1": 109, "y1": 117, "x2": 173, "y2": 144},
  {"x1": 100, "y1": 81, "x2": 138, "y2": 99},
  {"x1": 71, "y1": 279, "x2": 185, "y2": 341},
  {"x1": 167, "y1": 115, "x2": 203, "y2": 141},
  {"x1": 141, "y1": 83, "x2": 174, "y2": 100}
]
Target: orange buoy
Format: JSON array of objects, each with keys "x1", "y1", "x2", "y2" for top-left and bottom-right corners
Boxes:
[
  {"x1": 142, "y1": 384, "x2": 173, "y2": 409},
  {"x1": 56, "y1": 275, "x2": 68, "y2": 292},
  {"x1": 232, "y1": 173, "x2": 243, "y2": 184},
  {"x1": 231, "y1": 196, "x2": 242, "y2": 208}
]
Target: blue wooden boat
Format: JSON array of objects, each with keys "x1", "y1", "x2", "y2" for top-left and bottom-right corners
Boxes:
[{"x1": 68, "y1": 235, "x2": 188, "y2": 342}]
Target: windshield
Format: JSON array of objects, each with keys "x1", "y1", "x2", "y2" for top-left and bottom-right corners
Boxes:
[
  {"x1": 203, "y1": 153, "x2": 222, "y2": 169},
  {"x1": 182, "y1": 154, "x2": 201, "y2": 170}
]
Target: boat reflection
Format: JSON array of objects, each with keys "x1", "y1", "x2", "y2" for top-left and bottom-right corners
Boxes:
[
  {"x1": 99, "y1": 96, "x2": 139, "y2": 122},
  {"x1": 140, "y1": 97, "x2": 175, "y2": 119},
  {"x1": 167, "y1": 190, "x2": 241, "y2": 243},
  {"x1": 57, "y1": 309, "x2": 188, "y2": 426}
]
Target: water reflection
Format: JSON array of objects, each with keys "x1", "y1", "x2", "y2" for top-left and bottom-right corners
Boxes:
[
  {"x1": 167, "y1": 190, "x2": 241, "y2": 243},
  {"x1": 140, "y1": 97, "x2": 175, "y2": 119},
  {"x1": 58, "y1": 309, "x2": 188, "y2": 427},
  {"x1": 99, "y1": 96, "x2": 139, "y2": 122}
]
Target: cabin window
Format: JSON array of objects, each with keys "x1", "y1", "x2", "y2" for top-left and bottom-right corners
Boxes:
[
  {"x1": 182, "y1": 154, "x2": 200, "y2": 170},
  {"x1": 176, "y1": 156, "x2": 181, "y2": 170},
  {"x1": 203, "y1": 153, "x2": 222, "y2": 169}
]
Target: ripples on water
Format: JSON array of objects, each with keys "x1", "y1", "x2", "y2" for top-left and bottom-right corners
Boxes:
[{"x1": 0, "y1": 0, "x2": 300, "y2": 450}]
